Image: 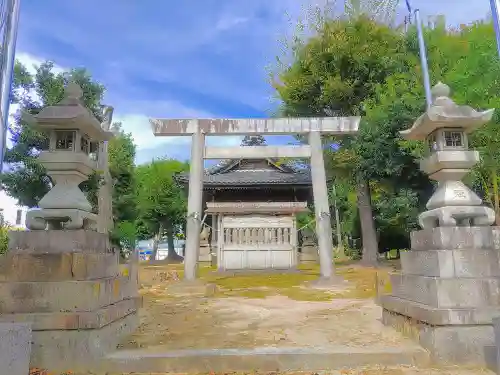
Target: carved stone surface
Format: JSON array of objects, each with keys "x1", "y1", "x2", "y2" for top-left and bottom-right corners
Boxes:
[
  {"x1": 24, "y1": 83, "x2": 113, "y2": 231},
  {"x1": 400, "y1": 82, "x2": 495, "y2": 229},
  {"x1": 381, "y1": 85, "x2": 500, "y2": 366},
  {"x1": 381, "y1": 226, "x2": 500, "y2": 365},
  {"x1": 419, "y1": 205, "x2": 496, "y2": 228},
  {"x1": 26, "y1": 208, "x2": 98, "y2": 230}
]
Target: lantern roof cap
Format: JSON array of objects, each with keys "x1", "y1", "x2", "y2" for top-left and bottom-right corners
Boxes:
[
  {"x1": 23, "y1": 82, "x2": 113, "y2": 141},
  {"x1": 400, "y1": 82, "x2": 494, "y2": 141}
]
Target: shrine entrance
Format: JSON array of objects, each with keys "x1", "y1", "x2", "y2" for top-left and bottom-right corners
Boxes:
[
  {"x1": 220, "y1": 215, "x2": 295, "y2": 270},
  {"x1": 149, "y1": 118, "x2": 360, "y2": 280}
]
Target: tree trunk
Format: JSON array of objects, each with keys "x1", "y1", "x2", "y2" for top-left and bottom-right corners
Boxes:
[
  {"x1": 149, "y1": 224, "x2": 163, "y2": 263},
  {"x1": 356, "y1": 176, "x2": 378, "y2": 266},
  {"x1": 492, "y1": 170, "x2": 500, "y2": 225},
  {"x1": 166, "y1": 223, "x2": 183, "y2": 263}
]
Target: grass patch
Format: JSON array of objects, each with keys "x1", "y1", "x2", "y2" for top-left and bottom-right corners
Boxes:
[
  {"x1": 140, "y1": 262, "x2": 394, "y2": 301},
  {"x1": 197, "y1": 264, "x2": 334, "y2": 301}
]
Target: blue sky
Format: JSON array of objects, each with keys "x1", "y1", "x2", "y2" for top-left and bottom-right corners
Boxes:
[{"x1": 14, "y1": 0, "x2": 491, "y2": 165}]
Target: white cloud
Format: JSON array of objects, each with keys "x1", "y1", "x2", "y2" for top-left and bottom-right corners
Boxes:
[
  {"x1": 215, "y1": 16, "x2": 249, "y2": 31},
  {"x1": 10, "y1": 53, "x2": 234, "y2": 155},
  {"x1": 16, "y1": 52, "x2": 66, "y2": 75}
]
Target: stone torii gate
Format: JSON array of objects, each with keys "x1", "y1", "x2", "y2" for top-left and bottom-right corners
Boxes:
[{"x1": 149, "y1": 118, "x2": 360, "y2": 281}]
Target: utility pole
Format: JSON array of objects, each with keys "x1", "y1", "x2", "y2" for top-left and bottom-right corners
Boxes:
[
  {"x1": 406, "y1": 0, "x2": 432, "y2": 108},
  {"x1": 0, "y1": 0, "x2": 21, "y2": 173},
  {"x1": 490, "y1": 0, "x2": 500, "y2": 58}
]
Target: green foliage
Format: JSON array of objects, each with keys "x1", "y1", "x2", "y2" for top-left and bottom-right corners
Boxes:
[
  {"x1": 0, "y1": 226, "x2": 8, "y2": 255},
  {"x1": 114, "y1": 220, "x2": 137, "y2": 252},
  {"x1": 135, "y1": 159, "x2": 189, "y2": 238},
  {"x1": 108, "y1": 124, "x2": 138, "y2": 248},
  {"x1": 1, "y1": 61, "x2": 105, "y2": 208},
  {"x1": 276, "y1": 16, "x2": 409, "y2": 118},
  {"x1": 275, "y1": 15, "x2": 413, "y2": 258}
]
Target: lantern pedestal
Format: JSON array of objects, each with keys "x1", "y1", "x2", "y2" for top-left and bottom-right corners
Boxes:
[
  {"x1": 381, "y1": 226, "x2": 500, "y2": 366},
  {"x1": 0, "y1": 230, "x2": 141, "y2": 371}
]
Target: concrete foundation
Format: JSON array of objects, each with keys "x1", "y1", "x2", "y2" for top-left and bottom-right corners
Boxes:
[
  {"x1": 381, "y1": 226, "x2": 500, "y2": 366},
  {"x1": 100, "y1": 345, "x2": 428, "y2": 373},
  {"x1": 0, "y1": 230, "x2": 141, "y2": 372},
  {"x1": 299, "y1": 244, "x2": 319, "y2": 263}
]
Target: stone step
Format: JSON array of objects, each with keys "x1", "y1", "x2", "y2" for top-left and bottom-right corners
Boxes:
[
  {"x1": 98, "y1": 345, "x2": 430, "y2": 373},
  {"x1": 0, "y1": 296, "x2": 141, "y2": 330},
  {"x1": 0, "y1": 275, "x2": 135, "y2": 313}
]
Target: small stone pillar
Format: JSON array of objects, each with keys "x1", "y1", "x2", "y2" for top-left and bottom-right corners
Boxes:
[
  {"x1": 198, "y1": 224, "x2": 211, "y2": 264},
  {"x1": 381, "y1": 82, "x2": 498, "y2": 365},
  {"x1": 299, "y1": 228, "x2": 319, "y2": 263},
  {"x1": 0, "y1": 83, "x2": 141, "y2": 372}
]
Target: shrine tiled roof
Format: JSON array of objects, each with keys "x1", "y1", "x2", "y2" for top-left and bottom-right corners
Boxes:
[{"x1": 176, "y1": 158, "x2": 312, "y2": 187}]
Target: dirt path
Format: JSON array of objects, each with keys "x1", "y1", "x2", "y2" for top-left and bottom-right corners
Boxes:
[
  {"x1": 112, "y1": 263, "x2": 495, "y2": 375},
  {"x1": 120, "y1": 264, "x2": 416, "y2": 351}
]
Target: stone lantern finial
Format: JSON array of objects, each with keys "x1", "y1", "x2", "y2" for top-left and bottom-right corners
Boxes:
[
  {"x1": 431, "y1": 81, "x2": 450, "y2": 99},
  {"x1": 65, "y1": 82, "x2": 83, "y2": 100}
]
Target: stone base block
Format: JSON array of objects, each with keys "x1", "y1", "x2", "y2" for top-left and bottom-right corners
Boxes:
[
  {"x1": 0, "y1": 323, "x2": 32, "y2": 375},
  {"x1": 0, "y1": 274, "x2": 136, "y2": 313},
  {"x1": 381, "y1": 294, "x2": 500, "y2": 326},
  {"x1": 409, "y1": 226, "x2": 500, "y2": 251},
  {"x1": 30, "y1": 311, "x2": 139, "y2": 372},
  {"x1": 0, "y1": 296, "x2": 142, "y2": 330},
  {"x1": 0, "y1": 252, "x2": 119, "y2": 282},
  {"x1": 401, "y1": 248, "x2": 500, "y2": 278},
  {"x1": 8, "y1": 229, "x2": 111, "y2": 253},
  {"x1": 382, "y1": 307, "x2": 496, "y2": 366},
  {"x1": 390, "y1": 272, "x2": 500, "y2": 308}
]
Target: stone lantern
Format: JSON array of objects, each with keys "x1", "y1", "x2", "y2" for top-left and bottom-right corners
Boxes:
[
  {"x1": 400, "y1": 82, "x2": 495, "y2": 228},
  {"x1": 24, "y1": 82, "x2": 113, "y2": 230},
  {"x1": 381, "y1": 82, "x2": 500, "y2": 365},
  {"x1": 0, "y1": 83, "x2": 140, "y2": 371}
]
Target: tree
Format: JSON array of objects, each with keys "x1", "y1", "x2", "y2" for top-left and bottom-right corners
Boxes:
[
  {"x1": 1, "y1": 61, "x2": 105, "y2": 208},
  {"x1": 431, "y1": 21, "x2": 500, "y2": 224},
  {"x1": 135, "y1": 159, "x2": 189, "y2": 262},
  {"x1": 108, "y1": 122, "x2": 138, "y2": 251},
  {"x1": 0, "y1": 211, "x2": 8, "y2": 255},
  {"x1": 274, "y1": 15, "x2": 412, "y2": 265}
]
